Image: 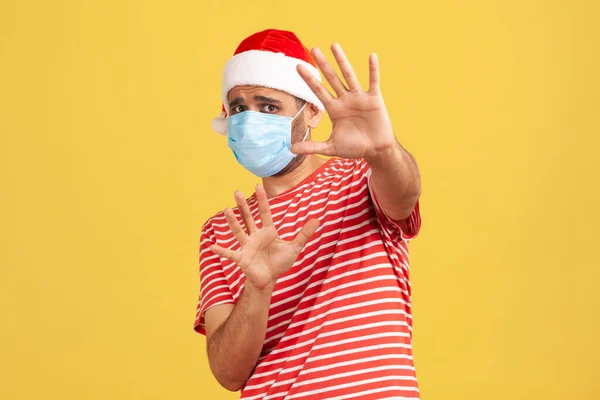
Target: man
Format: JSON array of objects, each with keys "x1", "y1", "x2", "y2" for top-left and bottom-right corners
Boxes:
[{"x1": 194, "y1": 29, "x2": 422, "y2": 399}]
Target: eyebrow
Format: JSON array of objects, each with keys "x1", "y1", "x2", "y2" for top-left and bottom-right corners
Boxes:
[
  {"x1": 228, "y1": 97, "x2": 244, "y2": 108},
  {"x1": 228, "y1": 95, "x2": 282, "y2": 108},
  {"x1": 254, "y1": 95, "x2": 281, "y2": 103}
]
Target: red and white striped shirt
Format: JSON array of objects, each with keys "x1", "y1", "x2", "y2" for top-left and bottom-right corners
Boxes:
[{"x1": 194, "y1": 157, "x2": 422, "y2": 399}]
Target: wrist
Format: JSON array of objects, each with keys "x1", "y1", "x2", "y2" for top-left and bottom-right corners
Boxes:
[
  {"x1": 365, "y1": 139, "x2": 404, "y2": 168},
  {"x1": 244, "y1": 280, "x2": 276, "y2": 298}
]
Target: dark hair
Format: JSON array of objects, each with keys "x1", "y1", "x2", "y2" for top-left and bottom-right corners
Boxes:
[{"x1": 294, "y1": 96, "x2": 307, "y2": 110}]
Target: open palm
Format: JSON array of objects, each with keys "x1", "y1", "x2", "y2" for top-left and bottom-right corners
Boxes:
[
  {"x1": 291, "y1": 44, "x2": 397, "y2": 160},
  {"x1": 210, "y1": 185, "x2": 319, "y2": 290}
]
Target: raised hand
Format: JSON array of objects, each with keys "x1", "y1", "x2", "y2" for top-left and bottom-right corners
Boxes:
[
  {"x1": 210, "y1": 185, "x2": 320, "y2": 291},
  {"x1": 292, "y1": 44, "x2": 397, "y2": 160}
]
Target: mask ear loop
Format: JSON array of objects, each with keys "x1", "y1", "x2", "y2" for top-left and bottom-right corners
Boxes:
[
  {"x1": 302, "y1": 127, "x2": 310, "y2": 142},
  {"x1": 292, "y1": 102, "x2": 310, "y2": 143},
  {"x1": 292, "y1": 102, "x2": 308, "y2": 121}
]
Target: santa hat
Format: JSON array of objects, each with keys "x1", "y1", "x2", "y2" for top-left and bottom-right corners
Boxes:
[{"x1": 211, "y1": 29, "x2": 324, "y2": 135}]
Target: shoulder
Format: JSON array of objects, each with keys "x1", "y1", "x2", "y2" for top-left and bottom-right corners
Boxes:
[
  {"x1": 200, "y1": 193, "x2": 258, "y2": 238},
  {"x1": 200, "y1": 209, "x2": 226, "y2": 241}
]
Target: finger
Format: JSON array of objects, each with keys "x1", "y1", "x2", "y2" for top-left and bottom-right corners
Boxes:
[
  {"x1": 296, "y1": 63, "x2": 334, "y2": 108},
  {"x1": 368, "y1": 53, "x2": 380, "y2": 95},
  {"x1": 255, "y1": 184, "x2": 273, "y2": 227},
  {"x1": 210, "y1": 244, "x2": 242, "y2": 264},
  {"x1": 224, "y1": 208, "x2": 247, "y2": 245},
  {"x1": 291, "y1": 218, "x2": 320, "y2": 254},
  {"x1": 234, "y1": 191, "x2": 258, "y2": 234},
  {"x1": 331, "y1": 43, "x2": 362, "y2": 92},
  {"x1": 291, "y1": 140, "x2": 336, "y2": 157},
  {"x1": 311, "y1": 47, "x2": 348, "y2": 97}
]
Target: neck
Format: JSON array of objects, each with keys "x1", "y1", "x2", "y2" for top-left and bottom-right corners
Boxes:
[{"x1": 262, "y1": 155, "x2": 328, "y2": 198}]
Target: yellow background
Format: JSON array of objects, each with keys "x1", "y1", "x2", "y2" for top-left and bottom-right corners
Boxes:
[{"x1": 1, "y1": 0, "x2": 599, "y2": 399}]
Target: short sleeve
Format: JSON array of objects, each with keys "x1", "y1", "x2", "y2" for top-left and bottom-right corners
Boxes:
[
  {"x1": 358, "y1": 159, "x2": 422, "y2": 242},
  {"x1": 193, "y1": 222, "x2": 235, "y2": 336}
]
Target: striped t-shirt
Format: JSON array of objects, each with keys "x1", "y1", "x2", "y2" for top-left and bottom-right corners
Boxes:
[{"x1": 194, "y1": 157, "x2": 422, "y2": 399}]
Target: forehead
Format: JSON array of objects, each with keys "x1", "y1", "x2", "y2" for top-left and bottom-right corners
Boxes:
[{"x1": 227, "y1": 85, "x2": 294, "y2": 103}]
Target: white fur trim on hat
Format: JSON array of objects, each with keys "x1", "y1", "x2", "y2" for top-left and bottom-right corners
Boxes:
[
  {"x1": 221, "y1": 50, "x2": 324, "y2": 114},
  {"x1": 211, "y1": 111, "x2": 227, "y2": 135}
]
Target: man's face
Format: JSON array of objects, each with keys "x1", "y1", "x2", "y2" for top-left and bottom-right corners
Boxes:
[{"x1": 227, "y1": 85, "x2": 308, "y2": 177}]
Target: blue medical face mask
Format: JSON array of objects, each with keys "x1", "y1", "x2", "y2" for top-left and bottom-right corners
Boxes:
[{"x1": 227, "y1": 103, "x2": 309, "y2": 178}]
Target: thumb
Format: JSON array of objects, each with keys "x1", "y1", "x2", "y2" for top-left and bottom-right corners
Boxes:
[
  {"x1": 291, "y1": 219, "x2": 320, "y2": 254},
  {"x1": 291, "y1": 140, "x2": 336, "y2": 156}
]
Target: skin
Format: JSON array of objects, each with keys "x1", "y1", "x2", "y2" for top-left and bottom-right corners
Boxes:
[{"x1": 203, "y1": 44, "x2": 422, "y2": 392}]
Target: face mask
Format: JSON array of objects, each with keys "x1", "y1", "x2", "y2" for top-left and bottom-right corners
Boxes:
[{"x1": 227, "y1": 103, "x2": 309, "y2": 178}]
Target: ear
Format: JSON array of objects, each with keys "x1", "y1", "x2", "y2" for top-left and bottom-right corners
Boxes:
[{"x1": 305, "y1": 103, "x2": 324, "y2": 129}]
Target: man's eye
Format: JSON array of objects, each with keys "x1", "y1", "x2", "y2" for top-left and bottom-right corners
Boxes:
[
  {"x1": 233, "y1": 105, "x2": 246, "y2": 113},
  {"x1": 261, "y1": 104, "x2": 279, "y2": 113}
]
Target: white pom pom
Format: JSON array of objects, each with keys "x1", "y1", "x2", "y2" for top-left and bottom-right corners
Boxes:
[{"x1": 211, "y1": 112, "x2": 228, "y2": 135}]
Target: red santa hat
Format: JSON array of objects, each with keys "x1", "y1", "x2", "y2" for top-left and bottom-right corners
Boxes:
[{"x1": 211, "y1": 29, "x2": 324, "y2": 135}]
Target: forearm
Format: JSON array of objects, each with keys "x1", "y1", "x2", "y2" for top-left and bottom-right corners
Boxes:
[
  {"x1": 207, "y1": 282, "x2": 273, "y2": 391},
  {"x1": 366, "y1": 140, "x2": 421, "y2": 221}
]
